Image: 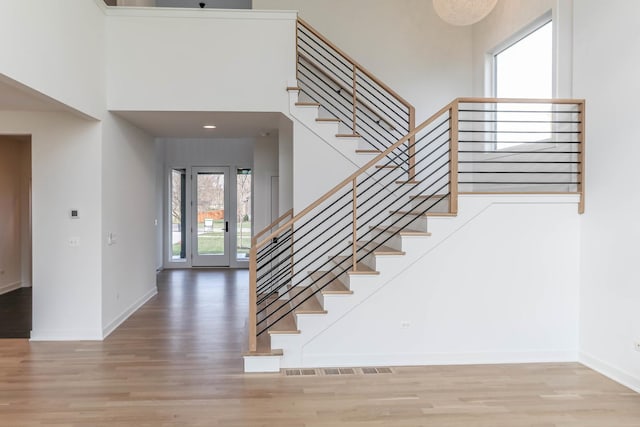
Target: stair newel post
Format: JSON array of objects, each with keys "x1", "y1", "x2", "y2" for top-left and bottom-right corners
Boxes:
[
  {"x1": 449, "y1": 100, "x2": 459, "y2": 215},
  {"x1": 352, "y1": 178, "x2": 358, "y2": 272},
  {"x1": 408, "y1": 106, "x2": 416, "y2": 181},
  {"x1": 248, "y1": 237, "x2": 258, "y2": 352},
  {"x1": 295, "y1": 20, "x2": 299, "y2": 83},
  {"x1": 352, "y1": 66, "x2": 358, "y2": 135},
  {"x1": 578, "y1": 100, "x2": 586, "y2": 214}
]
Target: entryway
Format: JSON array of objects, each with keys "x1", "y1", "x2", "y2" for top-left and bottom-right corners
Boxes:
[
  {"x1": 0, "y1": 135, "x2": 32, "y2": 338},
  {"x1": 169, "y1": 165, "x2": 252, "y2": 268}
]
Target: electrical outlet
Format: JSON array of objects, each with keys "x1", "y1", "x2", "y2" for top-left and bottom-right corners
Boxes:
[
  {"x1": 69, "y1": 237, "x2": 80, "y2": 247},
  {"x1": 401, "y1": 321, "x2": 411, "y2": 329},
  {"x1": 634, "y1": 341, "x2": 640, "y2": 352}
]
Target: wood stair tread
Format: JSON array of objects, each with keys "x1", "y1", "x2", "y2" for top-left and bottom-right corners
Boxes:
[
  {"x1": 395, "y1": 180, "x2": 421, "y2": 185},
  {"x1": 356, "y1": 149, "x2": 382, "y2": 154},
  {"x1": 355, "y1": 241, "x2": 405, "y2": 256},
  {"x1": 392, "y1": 210, "x2": 456, "y2": 217},
  {"x1": 331, "y1": 255, "x2": 379, "y2": 275},
  {"x1": 336, "y1": 133, "x2": 361, "y2": 138},
  {"x1": 410, "y1": 194, "x2": 449, "y2": 200},
  {"x1": 295, "y1": 102, "x2": 320, "y2": 107},
  {"x1": 375, "y1": 164, "x2": 401, "y2": 169},
  {"x1": 287, "y1": 286, "x2": 327, "y2": 314},
  {"x1": 309, "y1": 271, "x2": 352, "y2": 294},
  {"x1": 316, "y1": 117, "x2": 341, "y2": 123},
  {"x1": 371, "y1": 225, "x2": 431, "y2": 236},
  {"x1": 286, "y1": 86, "x2": 301, "y2": 91},
  {"x1": 262, "y1": 299, "x2": 299, "y2": 335}
]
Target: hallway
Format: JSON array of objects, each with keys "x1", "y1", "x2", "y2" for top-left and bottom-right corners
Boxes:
[
  {"x1": 0, "y1": 269, "x2": 638, "y2": 426},
  {"x1": 0, "y1": 287, "x2": 31, "y2": 338}
]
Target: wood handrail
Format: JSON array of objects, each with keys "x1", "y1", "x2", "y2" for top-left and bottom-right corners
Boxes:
[
  {"x1": 298, "y1": 52, "x2": 398, "y2": 131},
  {"x1": 298, "y1": 18, "x2": 413, "y2": 112},
  {"x1": 255, "y1": 100, "x2": 457, "y2": 250},
  {"x1": 252, "y1": 208, "x2": 293, "y2": 244}
]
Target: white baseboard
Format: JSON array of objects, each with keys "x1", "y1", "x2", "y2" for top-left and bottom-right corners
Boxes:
[
  {"x1": 30, "y1": 329, "x2": 103, "y2": 341},
  {"x1": 296, "y1": 350, "x2": 578, "y2": 369},
  {"x1": 0, "y1": 281, "x2": 22, "y2": 295},
  {"x1": 102, "y1": 287, "x2": 158, "y2": 339},
  {"x1": 579, "y1": 352, "x2": 640, "y2": 393}
]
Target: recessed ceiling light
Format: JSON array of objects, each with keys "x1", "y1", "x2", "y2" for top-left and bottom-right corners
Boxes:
[{"x1": 203, "y1": 125, "x2": 217, "y2": 129}]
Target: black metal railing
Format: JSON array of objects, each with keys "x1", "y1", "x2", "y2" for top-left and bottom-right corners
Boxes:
[
  {"x1": 457, "y1": 98, "x2": 584, "y2": 195},
  {"x1": 296, "y1": 18, "x2": 415, "y2": 171},
  {"x1": 248, "y1": 98, "x2": 585, "y2": 352}
]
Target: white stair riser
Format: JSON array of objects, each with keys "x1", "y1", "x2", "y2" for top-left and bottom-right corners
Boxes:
[
  {"x1": 243, "y1": 355, "x2": 281, "y2": 373},
  {"x1": 410, "y1": 197, "x2": 450, "y2": 212}
]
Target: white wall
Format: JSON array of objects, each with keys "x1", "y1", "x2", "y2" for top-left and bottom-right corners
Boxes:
[
  {"x1": 101, "y1": 113, "x2": 158, "y2": 337},
  {"x1": 0, "y1": 0, "x2": 106, "y2": 118},
  {"x1": 291, "y1": 120, "x2": 361, "y2": 211},
  {"x1": 0, "y1": 112, "x2": 103, "y2": 340},
  {"x1": 573, "y1": 0, "x2": 640, "y2": 393},
  {"x1": 277, "y1": 116, "x2": 293, "y2": 215},
  {"x1": 0, "y1": 137, "x2": 30, "y2": 294},
  {"x1": 106, "y1": 8, "x2": 296, "y2": 113},
  {"x1": 253, "y1": 136, "x2": 279, "y2": 232},
  {"x1": 470, "y1": 0, "x2": 573, "y2": 98},
  {"x1": 281, "y1": 196, "x2": 581, "y2": 368},
  {"x1": 254, "y1": 0, "x2": 473, "y2": 121},
  {"x1": 155, "y1": 140, "x2": 165, "y2": 270}
]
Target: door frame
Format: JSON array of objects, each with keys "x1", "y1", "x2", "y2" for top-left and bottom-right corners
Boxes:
[
  {"x1": 164, "y1": 164, "x2": 252, "y2": 269},
  {"x1": 191, "y1": 166, "x2": 230, "y2": 267}
]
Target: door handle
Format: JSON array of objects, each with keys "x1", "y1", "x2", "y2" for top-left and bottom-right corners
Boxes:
[{"x1": 225, "y1": 221, "x2": 229, "y2": 232}]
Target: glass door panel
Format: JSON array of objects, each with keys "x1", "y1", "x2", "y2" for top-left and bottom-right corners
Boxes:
[
  {"x1": 236, "y1": 168, "x2": 252, "y2": 261},
  {"x1": 192, "y1": 167, "x2": 230, "y2": 267}
]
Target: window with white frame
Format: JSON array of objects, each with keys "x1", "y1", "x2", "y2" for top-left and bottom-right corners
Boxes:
[{"x1": 494, "y1": 20, "x2": 553, "y2": 149}]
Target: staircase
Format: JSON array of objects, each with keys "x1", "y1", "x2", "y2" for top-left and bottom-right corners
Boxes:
[{"x1": 243, "y1": 18, "x2": 585, "y2": 373}]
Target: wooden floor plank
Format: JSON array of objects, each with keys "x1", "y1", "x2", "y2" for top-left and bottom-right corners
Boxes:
[{"x1": 0, "y1": 269, "x2": 638, "y2": 426}]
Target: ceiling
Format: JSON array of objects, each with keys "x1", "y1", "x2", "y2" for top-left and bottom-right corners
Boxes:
[{"x1": 113, "y1": 110, "x2": 283, "y2": 139}]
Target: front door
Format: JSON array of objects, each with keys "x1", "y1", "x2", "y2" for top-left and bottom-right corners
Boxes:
[{"x1": 192, "y1": 167, "x2": 230, "y2": 267}]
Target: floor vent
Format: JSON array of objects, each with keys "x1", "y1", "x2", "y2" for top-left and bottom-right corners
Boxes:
[{"x1": 283, "y1": 367, "x2": 394, "y2": 376}]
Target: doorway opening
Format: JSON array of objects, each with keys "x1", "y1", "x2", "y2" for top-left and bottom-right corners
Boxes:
[
  {"x1": 0, "y1": 135, "x2": 32, "y2": 338},
  {"x1": 168, "y1": 165, "x2": 252, "y2": 268}
]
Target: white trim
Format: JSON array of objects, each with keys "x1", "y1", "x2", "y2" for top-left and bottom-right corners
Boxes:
[
  {"x1": 0, "y1": 281, "x2": 22, "y2": 296},
  {"x1": 243, "y1": 354, "x2": 282, "y2": 373},
  {"x1": 297, "y1": 350, "x2": 578, "y2": 370},
  {"x1": 105, "y1": 6, "x2": 297, "y2": 21},
  {"x1": 580, "y1": 352, "x2": 640, "y2": 394},
  {"x1": 102, "y1": 287, "x2": 158, "y2": 338}
]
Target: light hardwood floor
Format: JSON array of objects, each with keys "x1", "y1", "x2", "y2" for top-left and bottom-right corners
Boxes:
[{"x1": 1, "y1": 269, "x2": 638, "y2": 426}]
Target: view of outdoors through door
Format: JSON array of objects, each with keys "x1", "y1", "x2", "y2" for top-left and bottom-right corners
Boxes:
[
  {"x1": 236, "y1": 168, "x2": 252, "y2": 261},
  {"x1": 193, "y1": 167, "x2": 229, "y2": 266},
  {"x1": 171, "y1": 168, "x2": 186, "y2": 261},
  {"x1": 169, "y1": 167, "x2": 251, "y2": 266}
]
